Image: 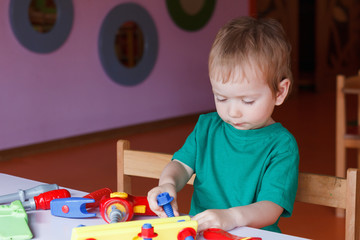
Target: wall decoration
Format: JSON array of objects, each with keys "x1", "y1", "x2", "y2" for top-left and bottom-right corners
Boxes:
[
  {"x1": 0, "y1": 0, "x2": 245, "y2": 151},
  {"x1": 114, "y1": 21, "x2": 144, "y2": 69},
  {"x1": 9, "y1": 0, "x2": 73, "y2": 53},
  {"x1": 98, "y1": 3, "x2": 158, "y2": 86},
  {"x1": 166, "y1": 0, "x2": 216, "y2": 31},
  {"x1": 29, "y1": 0, "x2": 57, "y2": 33}
]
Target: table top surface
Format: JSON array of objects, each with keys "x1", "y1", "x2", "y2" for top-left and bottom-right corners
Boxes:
[{"x1": 0, "y1": 173, "x2": 309, "y2": 240}]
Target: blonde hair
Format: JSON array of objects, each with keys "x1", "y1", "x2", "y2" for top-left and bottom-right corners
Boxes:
[{"x1": 209, "y1": 16, "x2": 293, "y2": 96}]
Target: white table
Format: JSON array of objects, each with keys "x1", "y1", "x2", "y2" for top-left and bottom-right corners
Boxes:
[{"x1": 0, "y1": 173, "x2": 309, "y2": 240}]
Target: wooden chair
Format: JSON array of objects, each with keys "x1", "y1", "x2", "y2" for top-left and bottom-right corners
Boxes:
[
  {"x1": 117, "y1": 140, "x2": 360, "y2": 239},
  {"x1": 336, "y1": 71, "x2": 360, "y2": 179},
  {"x1": 296, "y1": 168, "x2": 360, "y2": 240},
  {"x1": 117, "y1": 140, "x2": 194, "y2": 194}
]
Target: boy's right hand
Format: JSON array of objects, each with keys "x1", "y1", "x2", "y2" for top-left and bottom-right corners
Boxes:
[{"x1": 147, "y1": 183, "x2": 179, "y2": 218}]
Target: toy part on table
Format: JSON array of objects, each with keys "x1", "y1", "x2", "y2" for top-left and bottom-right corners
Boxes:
[
  {"x1": 71, "y1": 215, "x2": 197, "y2": 240},
  {"x1": 100, "y1": 192, "x2": 157, "y2": 223}
]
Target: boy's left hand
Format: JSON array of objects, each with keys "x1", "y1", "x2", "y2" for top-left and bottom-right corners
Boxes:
[
  {"x1": 192, "y1": 209, "x2": 237, "y2": 232},
  {"x1": 192, "y1": 201, "x2": 283, "y2": 233}
]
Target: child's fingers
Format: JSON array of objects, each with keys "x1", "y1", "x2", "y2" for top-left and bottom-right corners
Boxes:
[
  {"x1": 192, "y1": 213, "x2": 219, "y2": 232},
  {"x1": 192, "y1": 209, "x2": 235, "y2": 232},
  {"x1": 147, "y1": 188, "x2": 163, "y2": 214},
  {"x1": 148, "y1": 199, "x2": 166, "y2": 217},
  {"x1": 147, "y1": 185, "x2": 179, "y2": 217}
]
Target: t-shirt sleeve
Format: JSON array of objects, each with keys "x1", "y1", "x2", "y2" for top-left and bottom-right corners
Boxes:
[
  {"x1": 256, "y1": 136, "x2": 299, "y2": 217},
  {"x1": 172, "y1": 123, "x2": 198, "y2": 171}
]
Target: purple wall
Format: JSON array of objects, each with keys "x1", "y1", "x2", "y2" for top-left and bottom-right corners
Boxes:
[{"x1": 0, "y1": 0, "x2": 248, "y2": 150}]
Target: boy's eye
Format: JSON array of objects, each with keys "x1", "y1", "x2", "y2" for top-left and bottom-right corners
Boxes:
[
  {"x1": 242, "y1": 99, "x2": 255, "y2": 105},
  {"x1": 215, "y1": 96, "x2": 227, "y2": 102}
]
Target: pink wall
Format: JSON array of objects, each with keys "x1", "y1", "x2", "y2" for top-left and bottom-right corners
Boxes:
[{"x1": 0, "y1": 0, "x2": 248, "y2": 150}]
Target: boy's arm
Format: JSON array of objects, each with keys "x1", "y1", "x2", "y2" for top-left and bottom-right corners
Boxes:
[
  {"x1": 192, "y1": 200, "x2": 283, "y2": 232},
  {"x1": 147, "y1": 160, "x2": 194, "y2": 217},
  {"x1": 159, "y1": 160, "x2": 194, "y2": 190}
]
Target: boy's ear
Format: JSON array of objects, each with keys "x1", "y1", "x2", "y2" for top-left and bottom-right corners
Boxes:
[{"x1": 275, "y1": 78, "x2": 290, "y2": 106}]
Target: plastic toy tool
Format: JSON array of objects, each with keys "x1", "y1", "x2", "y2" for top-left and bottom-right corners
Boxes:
[
  {"x1": 0, "y1": 200, "x2": 33, "y2": 240},
  {"x1": 51, "y1": 197, "x2": 96, "y2": 218},
  {"x1": 203, "y1": 228, "x2": 262, "y2": 240},
  {"x1": 157, "y1": 192, "x2": 174, "y2": 217},
  {"x1": 0, "y1": 183, "x2": 58, "y2": 204},
  {"x1": 100, "y1": 192, "x2": 156, "y2": 223},
  {"x1": 22, "y1": 189, "x2": 71, "y2": 210},
  {"x1": 71, "y1": 215, "x2": 198, "y2": 240},
  {"x1": 138, "y1": 223, "x2": 158, "y2": 239},
  {"x1": 83, "y1": 188, "x2": 112, "y2": 208}
]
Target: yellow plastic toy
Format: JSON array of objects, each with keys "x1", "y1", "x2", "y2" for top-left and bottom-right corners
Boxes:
[{"x1": 71, "y1": 216, "x2": 197, "y2": 240}]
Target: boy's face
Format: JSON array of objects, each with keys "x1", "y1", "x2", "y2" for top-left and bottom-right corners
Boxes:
[{"x1": 211, "y1": 69, "x2": 284, "y2": 130}]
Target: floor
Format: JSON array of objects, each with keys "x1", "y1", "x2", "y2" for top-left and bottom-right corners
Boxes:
[{"x1": 0, "y1": 88, "x2": 354, "y2": 240}]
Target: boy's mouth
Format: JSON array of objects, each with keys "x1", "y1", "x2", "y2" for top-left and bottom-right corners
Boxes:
[{"x1": 231, "y1": 122, "x2": 246, "y2": 128}]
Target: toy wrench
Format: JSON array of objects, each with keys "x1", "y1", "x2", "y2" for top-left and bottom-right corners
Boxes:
[
  {"x1": 203, "y1": 228, "x2": 262, "y2": 240},
  {"x1": 51, "y1": 197, "x2": 96, "y2": 218}
]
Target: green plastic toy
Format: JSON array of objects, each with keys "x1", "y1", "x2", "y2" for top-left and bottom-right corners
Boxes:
[{"x1": 0, "y1": 200, "x2": 33, "y2": 240}]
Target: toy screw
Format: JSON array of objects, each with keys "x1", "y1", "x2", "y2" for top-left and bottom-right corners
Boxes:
[
  {"x1": 137, "y1": 223, "x2": 158, "y2": 239},
  {"x1": 109, "y1": 205, "x2": 124, "y2": 223},
  {"x1": 156, "y1": 192, "x2": 174, "y2": 217}
]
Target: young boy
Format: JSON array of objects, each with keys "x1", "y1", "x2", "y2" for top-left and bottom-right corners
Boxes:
[{"x1": 147, "y1": 16, "x2": 299, "y2": 233}]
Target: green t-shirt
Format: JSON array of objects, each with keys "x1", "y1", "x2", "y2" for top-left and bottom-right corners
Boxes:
[{"x1": 173, "y1": 112, "x2": 299, "y2": 232}]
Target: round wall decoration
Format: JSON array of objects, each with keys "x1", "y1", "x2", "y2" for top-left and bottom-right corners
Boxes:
[
  {"x1": 9, "y1": 0, "x2": 74, "y2": 53},
  {"x1": 166, "y1": 0, "x2": 216, "y2": 31},
  {"x1": 98, "y1": 3, "x2": 158, "y2": 86}
]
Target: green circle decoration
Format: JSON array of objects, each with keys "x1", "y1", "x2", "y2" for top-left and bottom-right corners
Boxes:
[{"x1": 166, "y1": 0, "x2": 216, "y2": 31}]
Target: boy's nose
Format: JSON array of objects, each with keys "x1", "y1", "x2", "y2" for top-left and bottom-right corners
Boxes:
[{"x1": 228, "y1": 102, "x2": 242, "y2": 118}]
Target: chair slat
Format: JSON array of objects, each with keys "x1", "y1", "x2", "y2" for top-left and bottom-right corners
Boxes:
[
  {"x1": 296, "y1": 172, "x2": 347, "y2": 209},
  {"x1": 124, "y1": 150, "x2": 172, "y2": 179},
  {"x1": 124, "y1": 150, "x2": 195, "y2": 185},
  {"x1": 343, "y1": 76, "x2": 360, "y2": 93}
]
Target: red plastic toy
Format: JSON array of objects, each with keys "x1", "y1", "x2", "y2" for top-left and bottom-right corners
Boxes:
[
  {"x1": 138, "y1": 223, "x2": 158, "y2": 239},
  {"x1": 22, "y1": 189, "x2": 71, "y2": 210},
  {"x1": 203, "y1": 228, "x2": 262, "y2": 240},
  {"x1": 100, "y1": 192, "x2": 156, "y2": 223},
  {"x1": 83, "y1": 188, "x2": 112, "y2": 208},
  {"x1": 177, "y1": 227, "x2": 196, "y2": 240}
]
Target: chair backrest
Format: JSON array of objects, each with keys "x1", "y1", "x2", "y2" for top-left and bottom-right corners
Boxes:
[
  {"x1": 117, "y1": 140, "x2": 194, "y2": 194},
  {"x1": 117, "y1": 139, "x2": 360, "y2": 240},
  {"x1": 336, "y1": 70, "x2": 360, "y2": 178},
  {"x1": 296, "y1": 168, "x2": 360, "y2": 240}
]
